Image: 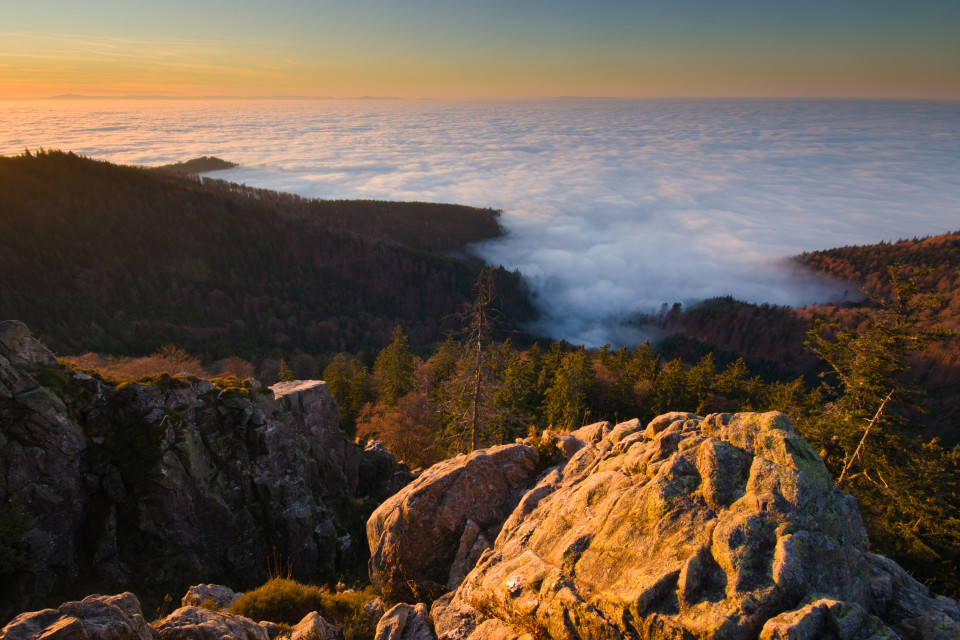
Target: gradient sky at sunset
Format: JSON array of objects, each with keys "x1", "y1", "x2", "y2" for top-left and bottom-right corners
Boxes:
[{"x1": 3, "y1": 0, "x2": 959, "y2": 100}]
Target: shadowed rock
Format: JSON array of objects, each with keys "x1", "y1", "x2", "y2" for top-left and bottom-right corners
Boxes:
[
  {"x1": 0, "y1": 320, "x2": 410, "y2": 622},
  {"x1": 0, "y1": 593, "x2": 155, "y2": 640}
]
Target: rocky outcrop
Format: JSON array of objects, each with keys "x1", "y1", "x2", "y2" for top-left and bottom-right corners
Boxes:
[
  {"x1": 377, "y1": 412, "x2": 960, "y2": 640},
  {"x1": 180, "y1": 584, "x2": 242, "y2": 610},
  {"x1": 376, "y1": 603, "x2": 435, "y2": 640},
  {"x1": 288, "y1": 611, "x2": 341, "y2": 640},
  {"x1": 0, "y1": 321, "x2": 410, "y2": 623},
  {"x1": 0, "y1": 323, "x2": 91, "y2": 619},
  {"x1": 367, "y1": 444, "x2": 539, "y2": 600},
  {"x1": 0, "y1": 592, "x2": 352, "y2": 640},
  {"x1": 153, "y1": 606, "x2": 267, "y2": 640},
  {"x1": 0, "y1": 320, "x2": 57, "y2": 368},
  {"x1": 0, "y1": 592, "x2": 155, "y2": 640},
  {"x1": 759, "y1": 597, "x2": 897, "y2": 640}
]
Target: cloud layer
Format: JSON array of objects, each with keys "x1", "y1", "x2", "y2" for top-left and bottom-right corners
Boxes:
[{"x1": 3, "y1": 98, "x2": 959, "y2": 344}]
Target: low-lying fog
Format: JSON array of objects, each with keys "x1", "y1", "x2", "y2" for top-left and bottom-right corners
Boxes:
[{"x1": 4, "y1": 98, "x2": 959, "y2": 345}]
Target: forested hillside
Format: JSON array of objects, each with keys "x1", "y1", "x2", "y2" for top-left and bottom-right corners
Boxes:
[
  {"x1": 0, "y1": 151, "x2": 533, "y2": 358},
  {"x1": 658, "y1": 233, "x2": 960, "y2": 444}
]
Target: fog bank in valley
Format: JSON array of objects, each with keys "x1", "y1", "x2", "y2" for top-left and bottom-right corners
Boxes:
[{"x1": 4, "y1": 99, "x2": 959, "y2": 345}]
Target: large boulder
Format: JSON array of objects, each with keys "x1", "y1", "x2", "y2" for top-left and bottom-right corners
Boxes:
[
  {"x1": 367, "y1": 444, "x2": 540, "y2": 600},
  {"x1": 180, "y1": 584, "x2": 242, "y2": 610},
  {"x1": 376, "y1": 603, "x2": 436, "y2": 640},
  {"x1": 154, "y1": 606, "x2": 267, "y2": 640},
  {"x1": 0, "y1": 320, "x2": 57, "y2": 367},
  {"x1": 0, "y1": 592, "x2": 155, "y2": 640},
  {"x1": 419, "y1": 412, "x2": 960, "y2": 640}
]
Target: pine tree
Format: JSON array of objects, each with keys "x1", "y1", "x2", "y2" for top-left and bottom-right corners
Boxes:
[
  {"x1": 278, "y1": 358, "x2": 296, "y2": 382},
  {"x1": 544, "y1": 348, "x2": 595, "y2": 431},
  {"x1": 805, "y1": 264, "x2": 956, "y2": 486},
  {"x1": 373, "y1": 326, "x2": 415, "y2": 407},
  {"x1": 438, "y1": 268, "x2": 507, "y2": 452},
  {"x1": 802, "y1": 264, "x2": 960, "y2": 596},
  {"x1": 323, "y1": 353, "x2": 372, "y2": 433}
]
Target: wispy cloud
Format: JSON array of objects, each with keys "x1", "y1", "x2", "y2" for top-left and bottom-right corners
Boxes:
[{"x1": 0, "y1": 31, "x2": 290, "y2": 88}]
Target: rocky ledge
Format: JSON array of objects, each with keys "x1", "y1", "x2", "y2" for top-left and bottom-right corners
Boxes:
[
  {"x1": 0, "y1": 587, "x2": 344, "y2": 640},
  {"x1": 0, "y1": 320, "x2": 411, "y2": 621},
  {"x1": 369, "y1": 413, "x2": 960, "y2": 640}
]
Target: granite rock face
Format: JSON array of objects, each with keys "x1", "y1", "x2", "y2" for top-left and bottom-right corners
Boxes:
[
  {"x1": 367, "y1": 444, "x2": 540, "y2": 600},
  {"x1": 0, "y1": 320, "x2": 57, "y2": 368},
  {"x1": 0, "y1": 321, "x2": 410, "y2": 623},
  {"x1": 377, "y1": 412, "x2": 960, "y2": 640}
]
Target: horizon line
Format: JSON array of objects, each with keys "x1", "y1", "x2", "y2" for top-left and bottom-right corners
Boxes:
[{"x1": 2, "y1": 94, "x2": 959, "y2": 103}]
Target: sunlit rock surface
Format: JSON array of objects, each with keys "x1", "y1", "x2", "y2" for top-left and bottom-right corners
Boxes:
[
  {"x1": 379, "y1": 413, "x2": 960, "y2": 640},
  {"x1": 367, "y1": 443, "x2": 540, "y2": 601},
  {"x1": 154, "y1": 606, "x2": 268, "y2": 640}
]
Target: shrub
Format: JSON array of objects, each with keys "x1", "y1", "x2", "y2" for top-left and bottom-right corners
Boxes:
[
  {"x1": 529, "y1": 425, "x2": 563, "y2": 470},
  {"x1": 229, "y1": 577, "x2": 324, "y2": 625},
  {"x1": 198, "y1": 598, "x2": 219, "y2": 612},
  {"x1": 319, "y1": 586, "x2": 380, "y2": 640},
  {"x1": 229, "y1": 578, "x2": 380, "y2": 639},
  {"x1": 28, "y1": 365, "x2": 67, "y2": 390}
]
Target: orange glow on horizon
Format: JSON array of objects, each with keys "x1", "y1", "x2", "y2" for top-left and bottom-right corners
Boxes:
[{"x1": 1, "y1": 24, "x2": 958, "y2": 102}]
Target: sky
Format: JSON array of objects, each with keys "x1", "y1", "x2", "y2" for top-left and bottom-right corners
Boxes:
[{"x1": 2, "y1": 1, "x2": 959, "y2": 100}]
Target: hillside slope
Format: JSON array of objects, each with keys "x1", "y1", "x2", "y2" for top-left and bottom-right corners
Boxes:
[
  {"x1": 661, "y1": 231, "x2": 960, "y2": 443},
  {"x1": 0, "y1": 151, "x2": 533, "y2": 357}
]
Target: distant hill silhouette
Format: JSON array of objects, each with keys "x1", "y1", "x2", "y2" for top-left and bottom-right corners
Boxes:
[{"x1": 151, "y1": 156, "x2": 237, "y2": 175}]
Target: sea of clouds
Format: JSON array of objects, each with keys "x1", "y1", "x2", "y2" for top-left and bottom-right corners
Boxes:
[{"x1": 2, "y1": 98, "x2": 958, "y2": 345}]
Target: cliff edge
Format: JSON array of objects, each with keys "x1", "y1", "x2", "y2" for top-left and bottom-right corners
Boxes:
[{"x1": 0, "y1": 320, "x2": 410, "y2": 622}]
